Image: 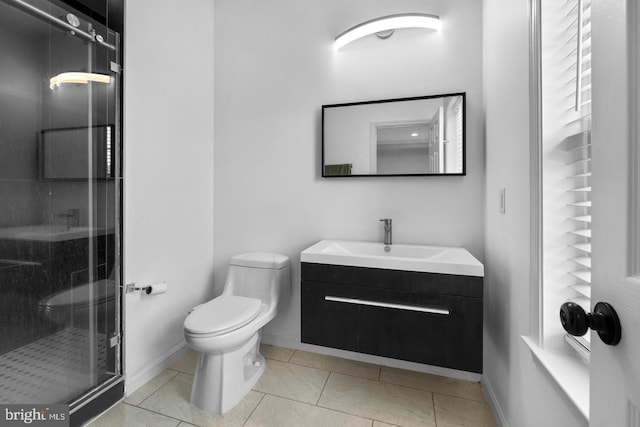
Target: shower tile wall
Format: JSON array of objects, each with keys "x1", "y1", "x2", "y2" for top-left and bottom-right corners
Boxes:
[
  {"x1": 0, "y1": 14, "x2": 42, "y2": 228},
  {"x1": 0, "y1": 3, "x2": 52, "y2": 357}
]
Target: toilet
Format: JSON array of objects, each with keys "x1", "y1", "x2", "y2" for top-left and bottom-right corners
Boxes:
[
  {"x1": 183, "y1": 252, "x2": 290, "y2": 415},
  {"x1": 38, "y1": 279, "x2": 116, "y2": 330}
]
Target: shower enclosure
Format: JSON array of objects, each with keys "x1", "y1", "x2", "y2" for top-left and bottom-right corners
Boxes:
[{"x1": 0, "y1": 0, "x2": 123, "y2": 422}]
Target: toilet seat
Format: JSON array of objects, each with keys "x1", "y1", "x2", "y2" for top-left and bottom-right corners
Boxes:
[
  {"x1": 40, "y1": 279, "x2": 115, "y2": 312},
  {"x1": 38, "y1": 279, "x2": 116, "y2": 328},
  {"x1": 184, "y1": 295, "x2": 262, "y2": 337}
]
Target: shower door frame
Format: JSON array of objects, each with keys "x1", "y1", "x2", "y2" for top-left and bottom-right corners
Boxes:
[
  {"x1": 59, "y1": 0, "x2": 126, "y2": 424},
  {"x1": 0, "y1": 0, "x2": 126, "y2": 424}
]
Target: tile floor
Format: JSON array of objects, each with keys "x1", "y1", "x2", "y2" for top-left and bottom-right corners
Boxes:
[{"x1": 87, "y1": 345, "x2": 496, "y2": 427}]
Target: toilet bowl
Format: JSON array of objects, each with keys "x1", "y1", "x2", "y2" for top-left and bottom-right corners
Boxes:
[{"x1": 183, "y1": 252, "x2": 290, "y2": 415}]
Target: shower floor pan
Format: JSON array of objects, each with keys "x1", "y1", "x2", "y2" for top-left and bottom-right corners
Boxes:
[{"x1": 0, "y1": 327, "x2": 107, "y2": 404}]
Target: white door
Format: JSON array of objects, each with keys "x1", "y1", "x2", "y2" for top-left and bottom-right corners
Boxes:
[{"x1": 590, "y1": 0, "x2": 640, "y2": 424}]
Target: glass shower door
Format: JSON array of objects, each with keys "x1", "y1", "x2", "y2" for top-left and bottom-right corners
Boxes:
[{"x1": 0, "y1": 0, "x2": 121, "y2": 407}]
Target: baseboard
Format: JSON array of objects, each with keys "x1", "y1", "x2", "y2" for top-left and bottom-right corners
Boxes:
[
  {"x1": 482, "y1": 376, "x2": 509, "y2": 427},
  {"x1": 125, "y1": 341, "x2": 190, "y2": 396},
  {"x1": 261, "y1": 333, "x2": 481, "y2": 383}
]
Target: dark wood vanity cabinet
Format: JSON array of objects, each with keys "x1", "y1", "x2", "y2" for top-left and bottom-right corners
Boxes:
[{"x1": 301, "y1": 262, "x2": 483, "y2": 373}]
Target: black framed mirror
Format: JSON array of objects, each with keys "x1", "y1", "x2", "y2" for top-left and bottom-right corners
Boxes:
[
  {"x1": 322, "y1": 93, "x2": 466, "y2": 177},
  {"x1": 39, "y1": 125, "x2": 115, "y2": 180}
]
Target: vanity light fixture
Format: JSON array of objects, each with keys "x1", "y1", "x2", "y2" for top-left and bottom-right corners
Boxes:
[
  {"x1": 49, "y1": 72, "x2": 111, "y2": 89},
  {"x1": 334, "y1": 13, "x2": 441, "y2": 51}
]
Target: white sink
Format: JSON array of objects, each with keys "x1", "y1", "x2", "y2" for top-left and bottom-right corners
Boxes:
[
  {"x1": 301, "y1": 239, "x2": 484, "y2": 277},
  {"x1": 0, "y1": 225, "x2": 114, "y2": 242}
]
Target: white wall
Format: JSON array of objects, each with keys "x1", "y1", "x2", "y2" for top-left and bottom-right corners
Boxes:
[
  {"x1": 123, "y1": 0, "x2": 214, "y2": 392},
  {"x1": 483, "y1": 0, "x2": 587, "y2": 425},
  {"x1": 214, "y1": 0, "x2": 484, "y2": 352}
]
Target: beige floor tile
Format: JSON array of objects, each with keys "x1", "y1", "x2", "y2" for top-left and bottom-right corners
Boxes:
[
  {"x1": 87, "y1": 402, "x2": 180, "y2": 427},
  {"x1": 253, "y1": 359, "x2": 329, "y2": 404},
  {"x1": 245, "y1": 394, "x2": 372, "y2": 427},
  {"x1": 290, "y1": 350, "x2": 380, "y2": 380},
  {"x1": 177, "y1": 424, "x2": 199, "y2": 427},
  {"x1": 373, "y1": 422, "x2": 399, "y2": 427},
  {"x1": 139, "y1": 373, "x2": 264, "y2": 426},
  {"x1": 169, "y1": 351, "x2": 199, "y2": 375},
  {"x1": 433, "y1": 393, "x2": 496, "y2": 427},
  {"x1": 318, "y1": 373, "x2": 435, "y2": 427},
  {"x1": 380, "y1": 367, "x2": 485, "y2": 402},
  {"x1": 125, "y1": 369, "x2": 180, "y2": 405},
  {"x1": 260, "y1": 344, "x2": 295, "y2": 362}
]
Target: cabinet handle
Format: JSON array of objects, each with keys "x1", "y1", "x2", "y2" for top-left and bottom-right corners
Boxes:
[{"x1": 324, "y1": 296, "x2": 449, "y2": 315}]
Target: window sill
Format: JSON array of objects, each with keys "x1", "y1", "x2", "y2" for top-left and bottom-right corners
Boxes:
[{"x1": 521, "y1": 336, "x2": 589, "y2": 421}]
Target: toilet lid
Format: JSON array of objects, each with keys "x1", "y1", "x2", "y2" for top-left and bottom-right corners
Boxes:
[
  {"x1": 230, "y1": 252, "x2": 289, "y2": 269},
  {"x1": 43, "y1": 279, "x2": 115, "y2": 309},
  {"x1": 184, "y1": 295, "x2": 262, "y2": 335}
]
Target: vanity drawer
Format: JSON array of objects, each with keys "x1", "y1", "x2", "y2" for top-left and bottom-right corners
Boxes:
[
  {"x1": 302, "y1": 281, "x2": 360, "y2": 352},
  {"x1": 301, "y1": 262, "x2": 482, "y2": 298},
  {"x1": 301, "y1": 266, "x2": 483, "y2": 373},
  {"x1": 356, "y1": 288, "x2": 482, "y2": 373}
]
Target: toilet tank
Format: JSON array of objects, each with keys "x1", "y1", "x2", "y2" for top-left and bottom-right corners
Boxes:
[{"x1": 223, "y1": 252, "x2": 291, "y2": 307}]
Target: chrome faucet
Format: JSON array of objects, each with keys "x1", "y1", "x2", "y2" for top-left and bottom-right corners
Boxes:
[
  {"x1": 379, "y1": 218, "x2": 392, "y2": 245},
  {"x1": 55, "y1": 208, "x2": 80, "y2": 228}
]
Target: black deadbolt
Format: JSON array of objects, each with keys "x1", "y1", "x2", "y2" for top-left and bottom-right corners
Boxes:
[{"x1": 559, "y1": 301, "x2": 622, "y2": 346}]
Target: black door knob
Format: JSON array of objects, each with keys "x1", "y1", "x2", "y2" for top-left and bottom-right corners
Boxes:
[{"x1": 559, "y1": 301, "x2": 622, "y2": 346}]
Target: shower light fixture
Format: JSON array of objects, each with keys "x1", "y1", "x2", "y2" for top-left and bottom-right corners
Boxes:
[
  {"x1": 334, "y1": 13, "x2": 441, "y2": 51},
  {"x1": 49, "y1": 72, "x2": 111, "y2": 89}
]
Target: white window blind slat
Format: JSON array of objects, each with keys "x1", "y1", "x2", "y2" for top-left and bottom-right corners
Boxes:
[
  {"x1": 567, "y1": 143, "x2": 591, "y2": 152},
  {"x1": 575, "y1": 334, "x2": 591, "y2": 349},
  {"x1": 570, "y1": 242, "x2": 592, "y2": 253},
  {"x1": 569, "y1": 215, "x2": 592, "y2": 223},
  {"x1": 568, "y1": 295, "x2": 592, "y2": 350},
  {"x1": 570, "y1": 257, "x2": 591, "y2": 268},
  {"x1": 569, "y1": 200, "x2": 592, "y2": 207},
  {"x1": 570, "y1": 283, "x2": 592, "y2": 298},
  {"x1": 570, "y1": 270, "x2": 592, "y2": 283},
  {"x1": 569, "y1": 229, "x2": 592, "y2": 238},
  {"x1": 573, "y1": 295, "x2": 591, "y2": 309},
  {"x1": 566, "y1": 156, "x2": 590, "y2": 165},
  {"x1": 568, "y1": 186, "x2": 591, "y2": 192},
  {"x1": 569, "y1": 172, "x2": 591, "y2": 178}
]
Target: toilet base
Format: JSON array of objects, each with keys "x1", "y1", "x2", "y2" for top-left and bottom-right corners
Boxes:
[{"x1": 189, "y1": 331, "x2": 265, "y2": 415}]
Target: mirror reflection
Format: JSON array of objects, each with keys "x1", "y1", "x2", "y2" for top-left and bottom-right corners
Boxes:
[{"x1": 322, "y1": 93, "x2": 465, "y2": 176}]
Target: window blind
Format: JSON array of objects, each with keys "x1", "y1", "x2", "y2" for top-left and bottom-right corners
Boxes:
[
  {"x1": 565, "y1": 0, "x2": 592, "y2": 353},
  {"x1": 455, "y1": 101, "x2": 463, "y2": 173}
]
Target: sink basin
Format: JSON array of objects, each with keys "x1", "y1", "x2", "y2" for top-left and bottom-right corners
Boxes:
[
  {"x1": 0, "y1": 225, "x2": 115, "y2": 242},
  {"x1": 301, "y1": 239, "x2": 484, "y2": 277}
]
